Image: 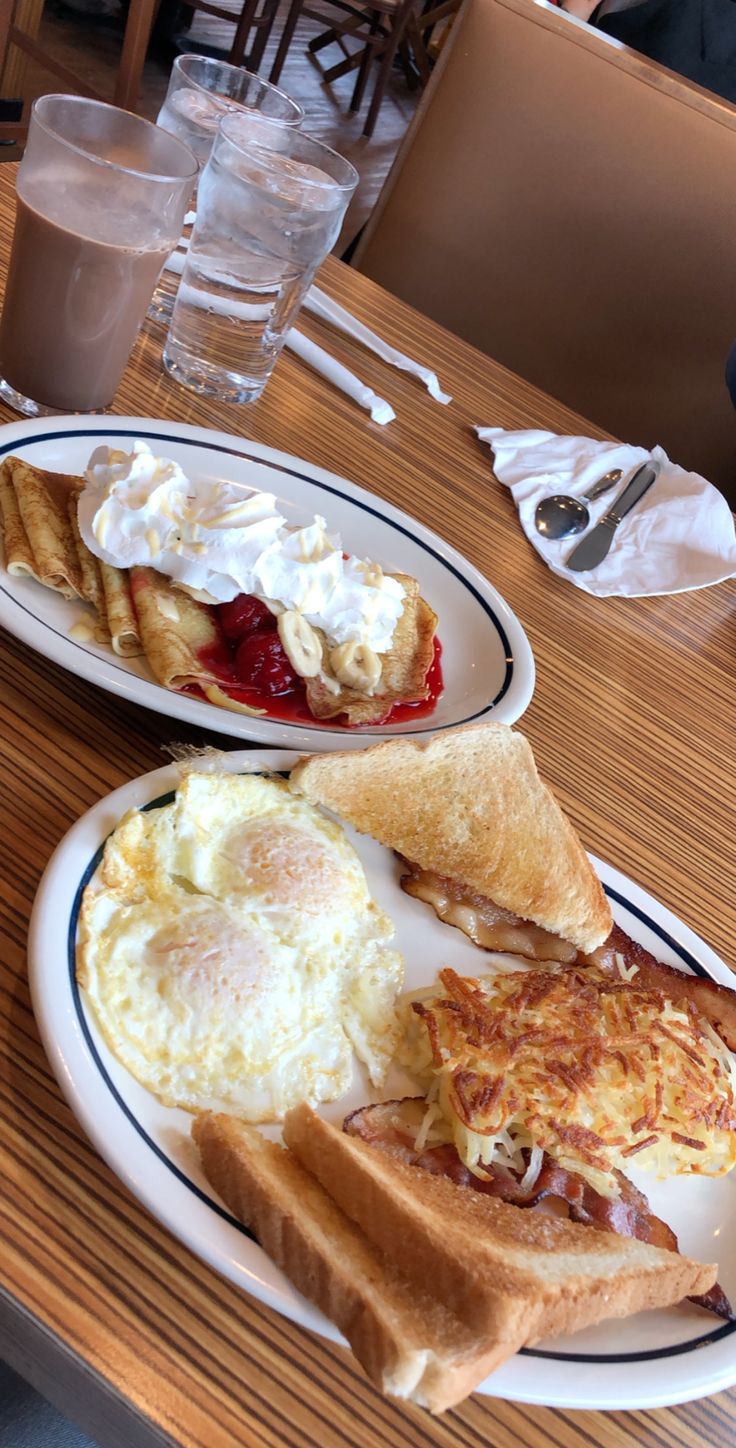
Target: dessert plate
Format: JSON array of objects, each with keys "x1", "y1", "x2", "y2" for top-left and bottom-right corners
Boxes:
[
  {"x1": 0, "y1": 415, "x2": 535, "y2": 749},
  {"x1": 29, "y1": 750, "x2": 736, "y2": 1413}
]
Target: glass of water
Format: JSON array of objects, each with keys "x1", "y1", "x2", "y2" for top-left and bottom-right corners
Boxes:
[
  {"x1": 150, "y1": 54, "x2": 304, "y2": 323},
  {"x1": 162, "y1": 113, "x2": 358, "y2": 404}
]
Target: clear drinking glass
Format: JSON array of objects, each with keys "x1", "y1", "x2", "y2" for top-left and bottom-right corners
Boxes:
[
  {"x1": 149, "y1": 54, "x2": 305, "y2": 324},
  {"x1": 162, "y1": 113, "x2": 358, "y2": 404},
  {"x1": 0, "y1": 95, "x2": 197, "y2": 417}
]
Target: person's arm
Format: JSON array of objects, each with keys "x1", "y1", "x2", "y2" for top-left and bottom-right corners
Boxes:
[{"x1": 559, "y1": 1, "x2": 599, "y2": 17}]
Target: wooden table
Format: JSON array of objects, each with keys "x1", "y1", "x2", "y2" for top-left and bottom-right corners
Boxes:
[{"x1": 0, "y1": 160, "x2": 734, "y2": 1448}]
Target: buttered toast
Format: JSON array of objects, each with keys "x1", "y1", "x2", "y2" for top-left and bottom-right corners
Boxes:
[
  {"x1": 193, "y1": 1105, "x2": 715, "y2": 1412},
  {"x1": 289, "y1": 723, "x2": 611, "y2": 955}
]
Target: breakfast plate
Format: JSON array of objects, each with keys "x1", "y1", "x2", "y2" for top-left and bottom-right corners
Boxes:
[
  {"x1": 0, "y1": 414, "x2": 535, "y2": 749},
  {"x1": 29, "y1": 750, "x2": 736, "y2": 1413}
]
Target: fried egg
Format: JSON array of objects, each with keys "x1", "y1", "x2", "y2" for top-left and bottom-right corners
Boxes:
[{"x1": 77, "y1": 771, "x2": 403, "y2": 1121}]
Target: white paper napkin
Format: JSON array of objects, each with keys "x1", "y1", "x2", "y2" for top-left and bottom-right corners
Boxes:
[{"x1": 478, "y1": 428, "x2": 736, "y2": 596}]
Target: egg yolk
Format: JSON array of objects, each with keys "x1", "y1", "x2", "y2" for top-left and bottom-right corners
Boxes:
[
  {"x1": 222, "y1": 819, "x2": 351, "y2": 913},
  {"x1": 148, "y1": 907, "x2": 269, "y2": 1008}
]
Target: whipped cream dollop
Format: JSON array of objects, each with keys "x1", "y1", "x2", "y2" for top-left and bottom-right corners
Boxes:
[{"x1": 77, "y1": 441, "x2": 405, "y2": 652}]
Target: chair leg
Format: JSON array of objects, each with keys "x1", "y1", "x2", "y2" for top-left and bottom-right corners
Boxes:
[
  {"x1": 269, "y1": 0, "x2": 303, "y2": 83},
  {"x1": 114, "y1": 0, "x2": 161, "y2": 111},
  {"x1": 362, "y1": 0, "x2": 415, "y2": 136},
  {"x1": 350, "y1": 12, "x2": 381, "y2": 113},
  {"x1": 248, "y1": 0, "x2": 281, "y2": 72},
  {"x1": 227, "y1": 0, "x2": 261, "y2": 67}
]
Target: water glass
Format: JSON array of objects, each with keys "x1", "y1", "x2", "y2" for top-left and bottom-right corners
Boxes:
[
  {"x1": 0, "y1": 95, "x2": 197, "y2": 416},
  {"x1": 162, "y1": 113, "x2": 358, "y2": 405},
  {"x1": 149, "y1": 54, "x2": 304, "y2": 324}
]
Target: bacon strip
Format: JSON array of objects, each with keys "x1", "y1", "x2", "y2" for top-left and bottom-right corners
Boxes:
[
  {"x1": 398, "y1": 860, "x2": 578, "y2": 963},
  {"x1": 581, "y1": 924, "x2": 736, "y2": 1052},
  {"x1": 398, "y1": 859, "x2": 736, "y2": 1050},
  {"x1": 344, "y1": 1101, "x2": 733, "y2": 1320}
]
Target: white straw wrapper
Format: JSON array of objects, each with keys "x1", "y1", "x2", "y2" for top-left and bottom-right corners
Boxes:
[
  {"x1": 284, "y1": 329, "x2": 396, "y2": 424},
  {"x1": 170, "y1": 272, "x2": 396, "y2": 424},
  {"x1": 304, "y1": 285, "x2": 452, "y2": 404},
  {"x1": 164, "y1": 251, "x2": 186, "y2": 276}
]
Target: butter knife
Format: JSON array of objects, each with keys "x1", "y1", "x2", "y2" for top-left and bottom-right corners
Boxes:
[{"x1": 566, "y1": 460, "x2": 661, "y2": 572}]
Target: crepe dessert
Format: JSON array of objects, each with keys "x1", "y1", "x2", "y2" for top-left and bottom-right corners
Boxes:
[
  {"x1": 0, "y1": 444, "x2": 441, "y2": 727},
  {"x1": 0, "y1": 456, "x2": 143, "y2": 655},
  {"x1": 0, "y1": 455, "x2": 83, "y2": 600}
]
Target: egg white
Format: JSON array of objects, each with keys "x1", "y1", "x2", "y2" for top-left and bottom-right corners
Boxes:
[{"x1": 77, "y1": 771, "x2": 403, "y2": 1121}]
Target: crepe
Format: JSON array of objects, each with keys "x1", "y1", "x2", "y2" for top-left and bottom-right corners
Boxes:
[
  {"x1": 99, "y1": 560, "x2": 143, "y2": 657},
  {"x1": 66, "y1": 490, "x2": 111, "y2": 646},
  {"x1": 129, "y1": 565, "x2": 231, "y2": 689},
  {"x1": 0, "y1": 456, "x2": 83, "y2": 599},
  {"x1": 305, "y1": 574, "x2": 438, "y2": 725}
]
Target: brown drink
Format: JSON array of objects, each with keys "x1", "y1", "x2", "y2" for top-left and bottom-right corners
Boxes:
[
  {"x1": 0, "y1": 95, "x2": 197, "y2": 417},
  {"x1": 0, "y1": 193, "x2": 173, "y2": 411}
]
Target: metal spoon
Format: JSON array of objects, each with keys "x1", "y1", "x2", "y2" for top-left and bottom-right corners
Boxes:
[{"x1": 534, "y1": 468, "x2": 623, "y2": 540}]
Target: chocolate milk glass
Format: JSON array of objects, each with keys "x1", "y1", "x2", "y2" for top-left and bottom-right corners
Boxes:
[
  {"x1": 0, "y1": 97, "x2": 197, "y2": 415},
  {"x1": 0, "y1": 192, "x2": 174, "y2": 411}
]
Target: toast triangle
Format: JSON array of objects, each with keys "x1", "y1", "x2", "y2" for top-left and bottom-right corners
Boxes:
[
  {"x1": 282, "y1": 1104, "x2": 716, "y2": 1343},
  {"x1": 288, "y1": 723, "x2": 611, "y2": 954}
]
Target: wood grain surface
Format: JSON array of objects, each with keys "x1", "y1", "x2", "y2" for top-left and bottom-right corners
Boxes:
[{"x1": 0, "y1": 160, "x2": 734, "y2": 1448}]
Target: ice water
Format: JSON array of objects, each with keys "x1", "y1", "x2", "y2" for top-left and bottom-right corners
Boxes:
[
  {"x1": 149, "y1": 91, "x2": 238, "y2": 323},
  {"x1": 157, "y1": 88, "x2": 235, "y2": 167},
  {"x1": 163, "y1": 147, "x2": 348, "y2": 403}
]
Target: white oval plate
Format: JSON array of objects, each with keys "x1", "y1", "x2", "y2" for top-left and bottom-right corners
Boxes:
[
  {"x1": 28, "y1": 750, "x2": 736, "y2": 1412},
  {"x1": 0, "y1": 415, "x2": 534, "y2": 749}
]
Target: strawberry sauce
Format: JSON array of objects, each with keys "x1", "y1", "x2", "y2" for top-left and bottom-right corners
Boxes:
[{"x1": 189, "y1": 594, "x2": 443, "y2": 728}]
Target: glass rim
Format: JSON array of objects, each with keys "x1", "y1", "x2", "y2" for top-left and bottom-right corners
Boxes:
[
  {"x1": 218, "y1": 111, "x2": 359, "y2": 194},
  {"x1": 172, "y1": 52, "x2": 304, "y2": 125},
  {"x1": 31, "y1": 94, "x2": 199, "y2": 184}
]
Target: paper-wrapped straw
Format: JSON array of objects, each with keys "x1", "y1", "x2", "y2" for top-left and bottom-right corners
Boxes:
[
  {"x1": 304, "y1": 285, "x2": 452, "y2": 404},
  {"x1": 171, "y1": 277, "x2": 396, "y2": 424},
  {"x1": 284, "y1": 329, "x2": 396, "y2": 424}
]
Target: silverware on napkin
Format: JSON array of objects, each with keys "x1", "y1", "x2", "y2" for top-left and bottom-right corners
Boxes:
[{"x1": 566, "y1": 460, "x2": 661, "y2": 572}]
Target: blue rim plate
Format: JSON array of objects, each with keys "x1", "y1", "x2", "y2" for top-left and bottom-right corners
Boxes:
[
  {"x1": 0, "y1": 414, "x2": 535, "y2": 750},
  {"x1": 28, "y1": 749, "x2": 736, "y2": 1412}
]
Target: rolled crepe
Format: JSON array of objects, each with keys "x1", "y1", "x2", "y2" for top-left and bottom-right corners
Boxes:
[
  {"x1": 129, "y1": 567, "x2": 266, "y2": 716},
  {"x1": 305, "y1": 574, "x2": 438, "y2": 724},
  {"x1": 129, "y1": 565, "x2": 233, "y2": 690},
  {"x1": 99, "y1": 560, "x2": 143, "y2": 657},
  {"x1": 0, "y1": 456, "x2": 83, "y2": 598},
  {"x1": 66, "y1": 491, "x2": 111, "y2": 645}
]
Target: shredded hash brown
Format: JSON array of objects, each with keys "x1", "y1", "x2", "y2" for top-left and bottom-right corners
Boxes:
[{"x1": 403, "y1": 965, "x2": 736, "y2": 1199}]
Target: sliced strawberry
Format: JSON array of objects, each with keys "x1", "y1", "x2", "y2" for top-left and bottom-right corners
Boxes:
[
  {"x1": 235, "y1": 629, "x2": 299, "y2": 695},
  {"x1": 219, "y1": 594, "x2": 276, "y2": 644}
]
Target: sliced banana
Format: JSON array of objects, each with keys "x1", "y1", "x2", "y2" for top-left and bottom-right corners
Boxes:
[
  {"x1": 362, "y1": 561, "x2": 384, "y2": 589},
  {"x1": 278, "y1": 610, "x2": 322, "y2": 678},
  {"x1": 330, "y1": 639, "x2": 382, "y2": 694}
]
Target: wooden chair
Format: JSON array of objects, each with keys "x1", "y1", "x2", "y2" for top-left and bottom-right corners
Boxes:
[
  {"x1": 0, "y1": 0, "x2": 160, "y2": 119},
  {"x1": 269, "y1": 0, "x2": 433, "y2": 136},
  {"x1": 172, "y1": 0, "x2": 283, "y2": 74},
  {"x1": 0, "y1": 0, "x2": 282, "y2": 124},
  {"x1": 353, "y1": 0, "x2": 736, "y2": 490}
]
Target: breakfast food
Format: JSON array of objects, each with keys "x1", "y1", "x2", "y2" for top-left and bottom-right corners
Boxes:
[
  {"x1": 0, "y1": 455, "x2": 83, "y2": 598},
  {"x1": 76, "y1": 771, "x2": 403, "y2": 1120},
  {"x1": 291, "y1": 722, "x2": 736, "y2": 1046},
  {"x1": 70, "y1": 720, "x2": 735, "y2": 1407},
  {"x1": 290, "y1": 720, "x2": 613, "y2": 954},
  {"x1": 291, "y1": 722, "x2": 736, "y2": 1316},
  {"x1": 0, "y1": 445, "x2": 441, "y2": 727},
  {"x1": 399, "y1": 964, "x2": 736, "y2": 1198},
  {"x1": 192, "y1": 1105, "x2": 715, "y2": 1412}
]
